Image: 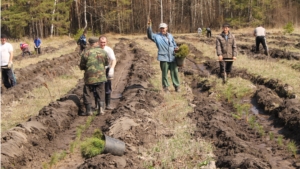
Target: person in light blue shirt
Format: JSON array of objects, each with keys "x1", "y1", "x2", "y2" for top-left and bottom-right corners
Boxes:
[
  {"x1": 147, "y1": 19, "x2": 180, "y2": 93},
  {"x1": 34, "y1": 37, "x2": 42, "y2": 54}
]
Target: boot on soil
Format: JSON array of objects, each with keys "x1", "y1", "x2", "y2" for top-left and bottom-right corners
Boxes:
[
  {"x1": 175, "y1": 86, "x2": 181, "y2": 92},
  {"x1": 105, "y1": 94, "x2": 113, "y2": 110},
  {"x1": 96, "y1": 102, "x2": 106, "y2": 115},
  {"x1": 83, "y1": 104, "x2": 93, "y2": 116},
  {"x1": 163, "y1": 87, "x2": 170, "y2": 93}
]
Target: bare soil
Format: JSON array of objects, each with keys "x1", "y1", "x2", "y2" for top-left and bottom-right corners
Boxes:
[{"x1": 1, "y1": 34, "x2": 300, "y2": 169}]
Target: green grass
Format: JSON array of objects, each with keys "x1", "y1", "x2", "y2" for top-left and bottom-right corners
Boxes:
[
  {"x1": 269, "y1": 132, "x2": 274, "y2": 141},
  {"x1": 277, "y1": 135, "x2": 284, "y2": 146},
  {"x1": 287, "y1": 141, "x2": 297, "y2": 157}
]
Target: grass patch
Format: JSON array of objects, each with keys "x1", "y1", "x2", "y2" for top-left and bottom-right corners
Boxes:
[
  {"x1": 136, "y1": 39, "x2": 215, "y2": 168},
  {"x1": 1, "y1": 66, "x2": 83, "y2": 133},
  {"x1": 195, "y1": 40, "x2": 300, "y2": 98},
  {"x1": 287, "y1": 141, "x2": 297, "y2": 158}
]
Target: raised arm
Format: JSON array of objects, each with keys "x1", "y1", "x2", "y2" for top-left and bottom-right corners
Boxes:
[{"x1": 147, "y1": 19, "x2": 156, "y2": 42}]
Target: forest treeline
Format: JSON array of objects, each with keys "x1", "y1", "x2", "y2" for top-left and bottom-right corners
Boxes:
[{"x1": 1, "y1": 0, "x2": 300, "y2": 39}]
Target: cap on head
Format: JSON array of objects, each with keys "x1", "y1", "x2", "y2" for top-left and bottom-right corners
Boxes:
[
  {"x1": 159, "y1": 23, "x2": 168, "y2": 28},
  {"x1": 88, "y1": 37, "x2": 99, "y2": 44},
  {"x1": 223, "y1": 23, "x2": 230, "y2": 28},
  {"x1": 1, "y1": 34, "x2": 7, "y2": 39}
]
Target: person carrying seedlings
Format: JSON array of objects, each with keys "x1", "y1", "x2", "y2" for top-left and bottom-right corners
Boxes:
[
  {"x1": 34, "y1": 36, "x2": 42, "y2": 54},
  {"x1": 79, "y1": 37, "x2": 109, "y2": 116},
  {"x1": 147, "y1": 19, "x2": 180, "y2": 93},
  {"x1": 216, "y1": 23, "x2": 237, "y2": 81},
  {"x1": 99, "y1": 36, "x2": 117, "y2": 110},
  {"x1": 77, "y1": 31, "x2": 87, "y2": 53},
  {"x1": 254, "y1": 25, "x2": 268, "y2": 55},
  {"x1": 20, "y1": 42, "x2": 31, "y2": 57},
  {"x1": 1, "y1": 34, "x2": 16, "y2": 89}
]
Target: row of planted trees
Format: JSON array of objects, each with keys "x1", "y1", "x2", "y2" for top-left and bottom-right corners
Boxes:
[{"x1": 1, "y1": 0, "x2": 300, "y2": 39}]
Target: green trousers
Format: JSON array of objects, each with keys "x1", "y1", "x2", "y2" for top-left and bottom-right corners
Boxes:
[{"x1": 160, "y1": 61, "x2": 180, "y2": 88}]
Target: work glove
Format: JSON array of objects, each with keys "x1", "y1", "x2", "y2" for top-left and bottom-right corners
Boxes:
[
  {"x1": 108, "y1": 68, "x2": 114, "y2": 79},
  {"x1": 8, "y1": 62, "x2": 13, "y2": 69}
]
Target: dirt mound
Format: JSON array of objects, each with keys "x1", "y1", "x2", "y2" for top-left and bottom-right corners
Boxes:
[
  {"x1": 78, "y1": 41, "x2": 166, "y2": 169},
  {"x1": 1, "y1": 52, "x2": 79, "y2": 106}
]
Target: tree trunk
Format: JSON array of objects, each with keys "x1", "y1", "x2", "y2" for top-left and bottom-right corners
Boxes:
[
  {"x1": 50, "y1": 0, "x2": 57, "y2": 38},
  {"x1": 160, "y1": 0, "x2": 163, "y2": 23},
  {"x1": 83, "y1": 0, "x2": 87, "y2": 30}
]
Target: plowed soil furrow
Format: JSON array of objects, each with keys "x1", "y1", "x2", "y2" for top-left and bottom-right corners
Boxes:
[
  {"x1": 182, "y1": 42, "x2": 300, "y2": 168},
  {"x1": 1, "y1": 52, "x2": 80, "y2": 106},
  {"x1": 1, "y1": 39, "x2": 166, "y2": 169}
]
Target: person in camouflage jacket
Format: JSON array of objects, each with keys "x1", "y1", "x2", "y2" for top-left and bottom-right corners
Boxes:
[{"x1": 79, "y1": 37, "x2": 109, "y2": 116}]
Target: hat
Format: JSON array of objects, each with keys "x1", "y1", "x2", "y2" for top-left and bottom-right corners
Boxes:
[
  {"x1": 88, "y1": 37, "x2": 98, "y2": 44},
  {"x1": 159, "y1": 23, "x2": 168, "y2": 28},
  {"x1": 223, "y1": 23, "x2": 230, "y2": 28}
]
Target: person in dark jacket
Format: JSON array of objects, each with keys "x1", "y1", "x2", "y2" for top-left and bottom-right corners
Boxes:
[
  {"x1": 147, "y1": 19, "x2": 180, "y2": 93},
  {"x1": 216, "y1": 23, "x2": 237, "y2": 81},
  {"x1": 78, "y1": 31, "x2": 87, "y2": 53},
  {"x1": 206, "y1": 27, "x2": 212, "y2": 38},
  {"x1": 79, "y1": 37, "x2": 109, "y2": 116}
]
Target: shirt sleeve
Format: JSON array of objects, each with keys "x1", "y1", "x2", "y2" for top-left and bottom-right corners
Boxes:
[{"x1": 105, "y1": 46, "x2": 116, "y2": 61}]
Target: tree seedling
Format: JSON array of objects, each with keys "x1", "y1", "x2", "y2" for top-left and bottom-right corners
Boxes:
[{"x1": 287, "y1": 141, "x2": 297, "y2": 158}]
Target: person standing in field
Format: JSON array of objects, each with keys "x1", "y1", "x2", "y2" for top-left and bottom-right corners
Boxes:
[
  {"x1": 197, "y1": 27, "x2": 202, "y2": 36},
  {"x1": 99, "y1": 36, "x2": 117, "y2": 110},
  {"x1": 20, "y1": 42, "x2": 31, "y2": 57},
  {"x1": 206, "y1": 27, "x2": 212, "y2": 38},
  {"x1": 254, "y1": 25, "x2": 268, "y2": 55},
  {"x1": 147, "y1": 19, "x2": 180, "y2": 93},
  {"x1": 77, "y1": 31, "x2": 87, "y2": 53},
  {"x1": 1, "y1": 34, "x2": 16, "y2": 89},
  {"x1": 79, "y1": 37, "x2": 109, "y2": 116},
  {"x1": 34, "y1": 37, "x2": 42, "y2": 54},
  {"x1": 216, "y1": 23, "x2": 237, "y2": 79}
]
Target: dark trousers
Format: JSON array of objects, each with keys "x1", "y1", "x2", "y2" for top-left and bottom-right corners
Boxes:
[
  {"x1": 105, "y1": 68, "x2": 112, "y2": 94},
  {"x1": 207, "y1": 31, "x2": 211, "y2": 38},
  {"x1": 219, "y1": 59, "x2": 233, "y2": 74},
  {"x1": 83, "y1": 82, "x2": 105, "y2": 105},
  {"x1": 255, "y1": 36, "x2": 268, "y2": 52},
  {"x1": 35, "y1": 47, "x2": 41, "y2": 54},
  {"x1": 1, "y1": 68, "x2": 16, "y2": 89},
  {"x1": 160, "y1": 61, "x2": 180, "y2": 88}
]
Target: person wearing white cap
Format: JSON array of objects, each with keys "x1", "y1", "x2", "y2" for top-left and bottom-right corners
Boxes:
[{"x1": 147, "y1": 19, "x2": 180, "y2": 93}]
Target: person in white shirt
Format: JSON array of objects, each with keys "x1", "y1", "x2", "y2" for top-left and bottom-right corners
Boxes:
[
  {"x1": 197, "y1": 27, "x2": 202, "y2": 36},
  {"x1": 254, "y1": 25, "x2": 268, "y2": 55},
  {"x1": 1, "y1": 34, "x2": 16, "y2": 88},
  {"x1": 99, "y1": 36, "x2": 117, "y2": 110}
]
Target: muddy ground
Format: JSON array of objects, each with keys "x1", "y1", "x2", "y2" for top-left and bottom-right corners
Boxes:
[{"x1": 1, "y1": 34, "x2": 300, "y2": 169}]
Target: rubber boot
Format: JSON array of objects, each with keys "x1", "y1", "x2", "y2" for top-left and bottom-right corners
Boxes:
[
  {"x1": 105, "y1": 94, "x2": 113, "y2": 110},
  {"x1": 85, "y1": 104, "x2": 93, "y2": 116},
  {"x1": 100, "y1": 102, "x2": 106, "y2": 115}
]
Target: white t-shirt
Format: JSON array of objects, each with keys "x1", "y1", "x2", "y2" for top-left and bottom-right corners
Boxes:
[
  {"x1": 198, "y1": 28, "x2": 202, "y2": 32},
  {"x1": 103, "y1": 46, "x2": 116, "y2": 61},
  {"x1": 0, "y1": 42, "x2": 13, "y2": 66},
  {"x1": 254, "y1": 26, "x2": 266, "y2": 36}
]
